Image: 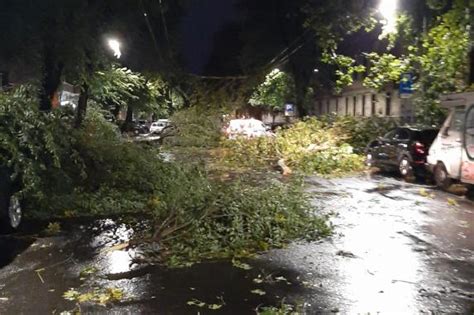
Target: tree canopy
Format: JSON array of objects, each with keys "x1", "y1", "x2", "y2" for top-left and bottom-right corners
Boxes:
[{"x1": 249, "y1": 69, "x2": 296, "y2": 111}]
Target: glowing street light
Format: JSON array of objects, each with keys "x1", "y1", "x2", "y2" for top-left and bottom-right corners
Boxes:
[
  {"x1": 108, "y1": 39, "x2": 122, "y2": 59},
  {"x1": 378, "y1": 0, "x2": 398, "y2": 35}
]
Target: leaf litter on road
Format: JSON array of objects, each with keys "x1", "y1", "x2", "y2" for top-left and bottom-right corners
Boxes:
[
  {"x1": 232, "y1": 258, "x2": 252, "y2": 270},
  {"x1": 251, "y1": 289, "x2": 266, "y2": 296},
  {"x1": 187, "y1": 296, "x2": 225, "y2": 310},
  {"x1": 447, "y1": 198, "x2": 459, "y2": 207},
  {"x1": 419, "y1": 188, "x2": 435, "y2": 199}
]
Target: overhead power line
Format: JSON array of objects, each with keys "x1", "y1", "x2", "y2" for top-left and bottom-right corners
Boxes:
[{"x1": 139, "y1": 0, "x2": 163, "y2": 63}]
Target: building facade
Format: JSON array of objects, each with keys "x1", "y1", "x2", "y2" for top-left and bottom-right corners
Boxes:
[{"x1": 311, "y1": 81, "x2": 415, "y2": 123}]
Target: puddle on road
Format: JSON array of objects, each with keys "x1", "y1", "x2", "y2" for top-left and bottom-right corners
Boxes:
[{"x1": 1, "y1": 174, "x2": 473, "y2": 314}]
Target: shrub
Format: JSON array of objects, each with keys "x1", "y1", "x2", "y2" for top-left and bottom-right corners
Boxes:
[
  {"x1": 164, "y1": 106, "x2": 224, "y2": 148},
  {"x1": 220, "y1": 117, "x2": 365, "y2": 175},
  {"x1": 329, "y1": 115, "x2": 399, "y2": 152},
  {"x1": 0, "y1": 85, "x2": 78, "y2": 199}
]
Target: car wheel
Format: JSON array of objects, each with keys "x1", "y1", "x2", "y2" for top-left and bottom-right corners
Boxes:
[
  {"x1": 399, "y1": 156, "x2": 414, "y2": 180},
  {"x1": 434, "y1": 162, "x2": 451, "y2": 190},
  {"x1": 0, "y1": 193, "x2": 22, "y2": 233}
]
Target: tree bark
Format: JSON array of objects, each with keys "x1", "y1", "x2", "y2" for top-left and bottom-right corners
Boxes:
[
  {"x1": 39, "y1": 49, "x2": 63, "y2": 111},
  {"x1": 112, "y1": 105, "x2": 121, "y2": 121},
  {"x1": 121, "y1": 105, "x2": 134, "y2": 132},
  {"x1": 75, "y1": 82, "x2": 89, "y2": 128},
  {"x1": 74, "y1": 50, "x2": 94, "y2": 128}
]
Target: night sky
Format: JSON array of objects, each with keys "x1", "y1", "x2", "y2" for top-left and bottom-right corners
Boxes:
[{"x1": 180, "y1": 0, "x2": 238, "y2": 74}]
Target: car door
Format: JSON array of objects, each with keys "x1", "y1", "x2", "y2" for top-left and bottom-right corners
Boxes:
[
  {"x1": 376, "y1": 129, "x2": 396, "y2": 166},
  {"x1": 391, "y1": 128, "x2": 411, "y2": 163},
  {"x1": 439, "y1": 106, "x2": 465, "y2": 179},
  {"x1": 461, "y1": 104, "x2": 474, "y2": 184}
]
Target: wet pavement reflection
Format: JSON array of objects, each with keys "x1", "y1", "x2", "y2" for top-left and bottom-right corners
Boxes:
[{"x1": 0, "y1": 173, "x2": 473, "y2": 314}]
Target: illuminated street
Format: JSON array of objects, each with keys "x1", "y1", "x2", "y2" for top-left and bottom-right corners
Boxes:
[{"x1": 1, "y1": 174, "x2": 472, "y2": 314}]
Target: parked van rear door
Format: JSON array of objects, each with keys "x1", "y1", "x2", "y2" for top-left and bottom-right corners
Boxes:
[
  {"x1": 438, "y1": 106, "x2": 465, "y2": 179},
  {"x1": 461, "y1": 105, "x2": 474, "y2": 184}
]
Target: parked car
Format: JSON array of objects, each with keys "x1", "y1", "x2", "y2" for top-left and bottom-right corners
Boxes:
[
  {"x1": 150, "y1": 119, "x2": 170, "y2": 133},
  {"x1": 0, "y1": 166, "x2": 22, "y2": 233},
  {"x1": 134, "y1": 130, "x2": 162, "y2": 143},
  {"x1": 224, "y1": 118, "x2": 273, "y2": 139},
  {"x1": 366, "y1": 126, "x2": 439, "y2": 179},
  {"x1": 427, "y1": 92, "x2": 474, "y2": 189},
  {"x1": 136, "y1": 120, "x2": 150, "y2": 134}
]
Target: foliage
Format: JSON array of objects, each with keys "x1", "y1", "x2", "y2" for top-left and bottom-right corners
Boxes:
[
  {"x1": 220, "y1": 117, "x2": 366, "y2": 175},
  {"x1": 164, "y1": 106, "x2": 225, "y2": 148},
  {"x1": 44, "y1": 222, "x2": 61, "y2": 235},
  {"x1": 157, "y1": 177, "x2": 331, "y2": 267},
  {"x1": 340, "y1": 1, "x2": 472, "y2": 124},
  {"x1": 258, "y1": 302, "x2": 303, "y2": 315},
  {"x1": 2, "y1": 86, "x2": 331, "y2": 269},
  {"x1": 321, "y1": 53, "x2": 366, "y2": 93},
  {"x1": 413, "y1": 1, "x2": 472, "y2": 124},
  {"x1": 90, "y1": 65, "x2": 178, "y2": 119},
  {"x1": 302, "y1": 0, "x2": 377, "y2": 52},
  {"x1": 187, "y1": 297, "x2": 225, "y2": 310},
  {"x1": 0, "y1": 85, "x2": 78, "y2": 199},
  {"x1": 362, "y1": 53, "x2": 410, "y2": 91},
  {"x1": 321, "y1": 114, "x2": 399, "y2": 152},
  {"x1": 63, "y1": 287, "x2": 124, "y2": 306},
  {"x1": 249, "y1": 69, "x2": 296, "y2": 111}
]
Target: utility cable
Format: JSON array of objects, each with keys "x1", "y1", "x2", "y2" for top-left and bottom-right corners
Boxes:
[{"x1": 139, "y1": 0, "x2": 163, "y2": 63}]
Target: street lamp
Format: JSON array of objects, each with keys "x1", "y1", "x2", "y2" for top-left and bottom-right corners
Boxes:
[
  {"x1": 108, "y1": 39, "x2": 122, "y2": 59},
  {"x1": 378, "y1": 0, "x2": 398, "y2": 35}
]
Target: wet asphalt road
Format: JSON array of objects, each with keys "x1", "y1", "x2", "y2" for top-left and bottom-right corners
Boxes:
[{"x1": 0, "y1": 173, "x2": 473, "y2": 314}]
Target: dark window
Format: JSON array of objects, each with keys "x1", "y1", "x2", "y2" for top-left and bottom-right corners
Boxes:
[
  {"x1": 385, "y1": 92, "x2": 392, "y2": 116},
  {"x1": 362, "y1": 95, "x2": 366, "y2": 116},
  {"x1": 394, "y1": 128, "x2": 410, "y2": 141},
  {"x1": 450, "y1": 108, "x2": 466, "y2": 132},
  {"x1": 466, "y1": 105, "x2": 474, "y2": 159},
  {"x1": 353, "y1": 96, "x2": 357, "y2": 116},
  {"x1": 326, "y1": 100, "x2": 330, "y2": 113},
  {"x1": 384, "y1": 129, "x2": 397, "y2": 139},
  {"x1": 414, "y1": 129, "x2": 439, "y2": 145},
  {"x1": 371, "y1": 94, "x2": 376, "y2": 116},
  {"x1": 345, "y1": 97, "x2": 349, "y2": 115}
]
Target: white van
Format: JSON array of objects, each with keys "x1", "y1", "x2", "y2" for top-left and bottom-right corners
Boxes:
[{"x1": 427, "y1": 92, "x2": 474, "y2": 189}]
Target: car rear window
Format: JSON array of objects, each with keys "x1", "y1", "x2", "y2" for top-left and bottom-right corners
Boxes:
[{"x1": 414, "y1": 130, "x2": 439, "y2": 144}]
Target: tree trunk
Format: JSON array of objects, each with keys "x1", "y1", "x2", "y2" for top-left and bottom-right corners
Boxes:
[
  {"x1": 39, "y1": 49, "x2": 63, "y2": 111},
  {"x1": 74, "y1": 51, "x2": 94, "y2": 128},
  {"x1": 121, "y1": 105, "x2": 134, "y2": 132},
  {"x1": 75, "y1": 82, "x2": 89, "y2": 128},
  {"x1": 112, "y1": 105, "x2": 121, "y2": 121},
  {"x1": 125, "y1": 106, "x2": 133, "y2": 124},
  {"x1": 294, "y1": 81, "x2": 309, "y2": 117}
]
